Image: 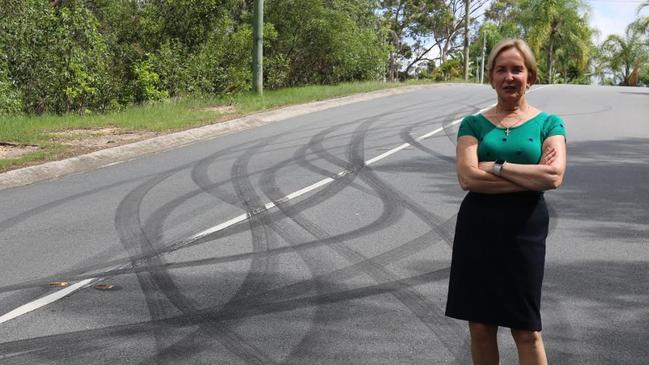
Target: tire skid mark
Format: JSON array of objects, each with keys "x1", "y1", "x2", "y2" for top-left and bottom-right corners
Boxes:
[
  {"x1": 0, "y1": 141, "x2": 263, "y2": 295},
  {"x1": 5, "y1": 98, "x2": 460, "y2": 360},
  {"x1": 0, "y1": 103, "x2": 427, "y2": 295},
  {"x1": 233, "y1": 230, "x2": 445, "y2": 305},
  {"x1": 0, "y1": 96, "x2": 467, "y2": 294},
  {"x1": 191, "y1": 139, "x2": 342, "y2": 364},
  {"x1": 258, "y1": 116, "x2": 466, "y2": 360},
  {"x1": 142, "y1": 138, "x2": 295, "y2": 364},
  {"x1": 114, "y1": 171, "x2": 182, "y2": 359},
  {"x1": 3, "y1": 93, "x2": 554, "y2": 362},
  {"x1": 312, "y1": 117, "x2": 455, "y2": 248},
  {"x1": 0, "y1": 267, "x2": 453, "y2": 360},
  {"x1": 352, "y1": 119, "x2": 467, "y2": 357},
  {"x1": 149, "y1": 139, "x2": 283, "y2": 365},
  {"x1": 400, "y1": 111, "x2": 468, "y2": 164},
  {"x1": 115, "y1": 172, "x2": 273, "y2": 364},
  {"x1": 227, "y1": 138, "x2": 279, "y2": 298},
  {"x1": 304, "y1": 115, "x2": 468, "y2": 356},
  {"x1": 259, "y1": 129, "x2": 405, "y2": 362},
  {"x1": 153, "y1": 100, "x2": 457, "y2": 361},
  {"x1": 2, "y1": 102, "x2": 460, "y2": 292}
]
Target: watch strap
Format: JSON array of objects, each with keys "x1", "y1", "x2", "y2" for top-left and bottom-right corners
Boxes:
[{"x1": 493, "y1": 160, "x2": 505, "y2": 176}]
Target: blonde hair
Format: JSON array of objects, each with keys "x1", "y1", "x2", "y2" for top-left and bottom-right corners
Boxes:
[{"x1": 486, "y1": 39, "x2": 537, "y2": 85}]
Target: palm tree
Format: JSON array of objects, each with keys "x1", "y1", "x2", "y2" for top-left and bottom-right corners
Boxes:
[
  {"x1": 599, "y1": 20, "x2": 649, "y2": 86},
  {"x1": 517, "y1": 0, "x2": 593, "y2": 84},
  {"x1": 637, "y1": 2, "x2": 649, "y2": 34},
  {"x1": 639, "y1": 1, "x2": 649, "y2": 12}
]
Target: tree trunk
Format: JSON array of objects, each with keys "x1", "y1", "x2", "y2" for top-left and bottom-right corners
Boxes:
[{"x1": 546, "y1": 37, "x2": 554, "y2": 84}]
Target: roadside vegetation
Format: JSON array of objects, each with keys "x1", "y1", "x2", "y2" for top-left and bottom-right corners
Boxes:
[
  {"x1": 0, "y1": 80, "x2": 430, "y2": 172},
  {"x1": 1, "y1": 0, "x2": 648, "y2": 171}
]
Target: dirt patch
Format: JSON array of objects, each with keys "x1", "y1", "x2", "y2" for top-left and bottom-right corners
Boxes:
[
  {"x1": 48, "y1": 128, "x2": 159, "y2": 149},
  {"x1": 0, "y1": 142, "x2": 39, "y2": 159},
  {"x1": 201, "y1": 105, "x2": 237, "y2": 113}
]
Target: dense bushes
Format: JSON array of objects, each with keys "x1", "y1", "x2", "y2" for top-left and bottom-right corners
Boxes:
[
  {"x1": 0, "y1": 0, "x2": 388, "y2": 115},
  {"x1": 1, "y1": 0, "x2": 113, "y2": 114}
]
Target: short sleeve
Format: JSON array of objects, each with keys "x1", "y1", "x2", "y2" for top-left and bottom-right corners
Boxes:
[
  {"x1": 457, "y1": 115, "x2": 479, "y2": 140},
  {"x1": 542, "y1": 114, "x2": 566, "y2": 141}
]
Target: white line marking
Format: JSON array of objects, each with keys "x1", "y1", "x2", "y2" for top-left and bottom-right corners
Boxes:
[
  {"x1": 0, "y1": 279, "x2": 95, "y2": 324},
  {"x1": 0, "y1": 347, "x2": 48, "y2": 360},
  {"x1": 0, "y1": 85, "x2": 550, "y2": 325}
]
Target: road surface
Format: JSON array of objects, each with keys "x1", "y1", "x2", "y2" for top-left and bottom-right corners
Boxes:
[{"x1": 0, "y1": 84, "x2": 647, "y2": 364}]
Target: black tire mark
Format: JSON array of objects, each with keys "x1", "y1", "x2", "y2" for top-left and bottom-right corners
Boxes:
[
  {"x1": 140, "y1": 137, "x2": 321, "y2": 364},
  {"x1": 0, "y1": 102, "x2": 428, "y2": 295},
  {"x1": 257, "y1": 117, "x2": 467, "y2": 361},
  {"x1": 114, "y1": 171, "x2": 274, "y2": 365},
  {"x1": 400, "y1": 110, "x2": 470, "y2": 164},
  {"x1": 0, "y1": 141, "x2": 263, "y2": 294},
  {"x1": 350, "y1": 119, "x2": 467, "y2": 357},
  {"x1": 310, "y1": 118, "x2": 455, "y2": 247},
  {"x1": 2, "y1": 104, "x2": 465, "y2": 293},
  {"x1": 190, "y1": 139, "x2": 344, "y2": 365},
  {"x1": 114, "y1": 171, "x2": 182, "y2": 361},
  {"x1": 0, "y1": 267, "x2": 453, "y2": 363},
  {"x1": 261, "y1": 121, "x2": 407, "y2": 362}
]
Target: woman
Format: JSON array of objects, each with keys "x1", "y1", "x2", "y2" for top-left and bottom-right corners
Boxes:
[{"x1": 445, "y1": 39, "x2": 567, "y2": 365}]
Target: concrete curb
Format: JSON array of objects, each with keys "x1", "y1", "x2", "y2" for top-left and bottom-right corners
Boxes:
[{"x1": 0, "y1": 84, "x2": 445, "y2": 191}]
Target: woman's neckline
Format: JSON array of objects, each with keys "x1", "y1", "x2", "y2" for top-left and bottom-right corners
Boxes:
[{"x1": 478, "y1": 111, "x2": 545, "y2": 130}]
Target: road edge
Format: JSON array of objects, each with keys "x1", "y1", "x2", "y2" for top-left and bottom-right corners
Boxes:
[{"x1": 0, "y1": 83, "x2": 449, "y2": 191}]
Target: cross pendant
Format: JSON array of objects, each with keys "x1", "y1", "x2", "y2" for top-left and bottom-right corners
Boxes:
[{"x1": 505, "y1": 128, "x2": 510, "y2": 136}]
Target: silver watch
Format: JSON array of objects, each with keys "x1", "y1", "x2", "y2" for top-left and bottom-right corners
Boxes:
[{"x1": 493, "y1": 160, "x2": 505, "y2": 176}]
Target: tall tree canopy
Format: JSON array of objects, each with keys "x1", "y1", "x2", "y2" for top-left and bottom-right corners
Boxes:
[
  {"x1": 596, "y1": 19, "x2": 649, "y2": 86},
  {"x1": 2, "y1": 0, "x2": 645, "y2": 116},
  {"x1": 0, "y1": 0, "x2": 388, "y2": 114}
]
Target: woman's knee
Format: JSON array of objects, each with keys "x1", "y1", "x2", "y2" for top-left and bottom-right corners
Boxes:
[
  {"x1": 470, "y1": 322, "x2": 498, "y2": 342},
  {"x1": 511, "y1": 329, "x2": 543, "y2": 345}
]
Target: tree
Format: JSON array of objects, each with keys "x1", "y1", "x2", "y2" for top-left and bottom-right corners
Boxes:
[
  {"x1": 515, "y1": 0, "x2": 594, "y2": 84},
  {"x1": 380, "y1": 0, "x2": 488, "y2": 80},
  {"x1": 639, "y1": 1, "x2": 649, "y2": 12},
  {"x1": 598, "y1": 20, "x2": 649, "y2": 86},
  {"x1": 266, "y1": 0, "x2": 387, "y2": 86},
  {"x1": 1, "y1": 0, "x2": 113, "y2": 114}
]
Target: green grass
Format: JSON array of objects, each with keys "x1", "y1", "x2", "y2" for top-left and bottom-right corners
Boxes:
[{"x1": 0, "y1": 80, "x2": 439, "y2": 171}]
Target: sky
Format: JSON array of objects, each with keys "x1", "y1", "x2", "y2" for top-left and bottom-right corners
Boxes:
[{"x1": 587, "y1": 0, "x2": 648, "y2": 41}]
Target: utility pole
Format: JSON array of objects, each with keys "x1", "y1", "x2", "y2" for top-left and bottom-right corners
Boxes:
[
  {"x1": 479, "y1": 31, "x2": 486, "y2": 84},
  {"x1": 463, "y1": 0, "x2": 470, "y2": 81},
  {"x1": 252, "y1": 0, "x2": 263, "y2": 94}
]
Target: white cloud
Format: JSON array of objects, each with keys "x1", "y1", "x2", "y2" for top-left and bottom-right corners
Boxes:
[{"x1": 588, "y1": 0, "x2": 648, "y2": 41}]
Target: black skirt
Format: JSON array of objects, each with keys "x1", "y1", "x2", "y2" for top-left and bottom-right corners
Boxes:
[{"x1": 445, "y1": 191, "x2": 548, "y2": 331}]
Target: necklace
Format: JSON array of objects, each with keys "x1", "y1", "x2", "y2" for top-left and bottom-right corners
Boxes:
[{"x1": 495, "y1": 107, "x2": 526, "y2": 136}]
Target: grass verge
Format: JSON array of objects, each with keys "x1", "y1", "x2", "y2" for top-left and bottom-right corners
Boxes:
[{"x1": 0, "y1": 80, "x2": 437, "y2": 172}]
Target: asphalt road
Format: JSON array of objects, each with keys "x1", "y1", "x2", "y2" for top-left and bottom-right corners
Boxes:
[{"x1": 0, "y1": 84, "x2": 647, "y2": 364}]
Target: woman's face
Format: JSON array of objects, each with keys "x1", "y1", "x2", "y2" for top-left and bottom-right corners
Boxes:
[{"x1": 490, "y1": 47, "x2": 531, "y2": 102}]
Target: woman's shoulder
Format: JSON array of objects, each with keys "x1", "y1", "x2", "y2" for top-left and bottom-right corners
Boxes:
[
  {"x1": 533, "y1": 112, "x2": 565, "y2": 127},
  {"x1": 458, "y1": 114, "x2": 488, "y2": 138},
  {"x1": 534, "y1": 112, "x2": 567, "y2": 138},
  {"x1": 461, "y1": 113, "x2": 491, "y2": 126}
]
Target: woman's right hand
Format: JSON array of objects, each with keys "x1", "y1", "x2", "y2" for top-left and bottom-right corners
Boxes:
[{"x1": 540, "y1": 146, "x2": 557, "y2": 165}]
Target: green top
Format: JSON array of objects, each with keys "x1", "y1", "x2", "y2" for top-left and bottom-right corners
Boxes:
[{"x1": 457, "y1": 112, "x2": 566, "y2": 164}]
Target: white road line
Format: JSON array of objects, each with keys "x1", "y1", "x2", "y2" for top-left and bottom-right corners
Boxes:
[
  {"x1": 0, "y1": 347, "x2": 48, "y2": 360},
  {"x1": 0, "y1": 279, "x2": 95, "y2": 324},
  {"x1": 0, "y1": 85, "x2": 550, "y2": 325}
]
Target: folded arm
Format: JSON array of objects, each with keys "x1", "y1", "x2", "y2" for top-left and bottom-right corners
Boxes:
[
  {"x1": 478, "y1": 135, "x2": 567, "y2": 191},
  {"x1": 456, "y1": 136, "x2": 527, "y2": 193},
  {"x1": 456, "y1": 135, "x2": 567, "y2": 193}
]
